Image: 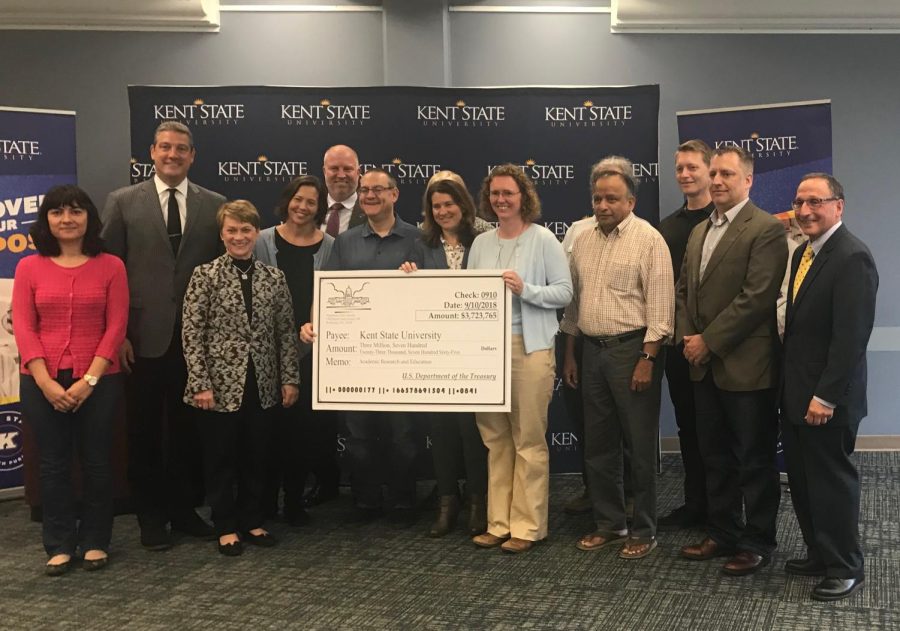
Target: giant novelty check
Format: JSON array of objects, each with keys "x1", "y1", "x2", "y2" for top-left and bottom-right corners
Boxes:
[{"x1": 312, "y1": 270, "x2": 511, "y2": 412}]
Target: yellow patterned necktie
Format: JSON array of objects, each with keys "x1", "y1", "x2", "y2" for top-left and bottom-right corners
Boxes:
[{"x1": 792, "y1": 243, "x2": 814, "y2": 300}]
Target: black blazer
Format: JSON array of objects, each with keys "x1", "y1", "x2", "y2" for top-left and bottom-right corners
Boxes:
[
  {"x1": 417, "y1": 240, "x2": 471, "y2": 270},
  {"x1": 781, "y1": 225, "x2": 878, "y2": 427}
]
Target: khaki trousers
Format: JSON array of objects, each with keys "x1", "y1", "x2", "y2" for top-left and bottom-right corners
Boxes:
[{"x1": 476, "y1": 335, "x2": 555, "y2": 541}]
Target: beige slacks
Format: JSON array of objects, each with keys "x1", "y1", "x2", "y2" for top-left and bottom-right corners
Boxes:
[{"x1": 476, "y1": 335, "x2": 555, "y2": 541}]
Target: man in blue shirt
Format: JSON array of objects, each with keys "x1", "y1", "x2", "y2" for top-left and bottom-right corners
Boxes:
[{"x1": 322, "y1": 168, "x2": 422, "y2": 525}]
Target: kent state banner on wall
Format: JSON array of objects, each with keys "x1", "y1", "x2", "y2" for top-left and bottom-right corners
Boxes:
[
  {"x1": 676, "y1": 99, "x2": 832, "y2": 232},
  {"x1": 128, "y1": 85, "x2": 661, "y2": 473},
  {"x1": 0, "y1": 106, "x2": 77, "y2": 492}
]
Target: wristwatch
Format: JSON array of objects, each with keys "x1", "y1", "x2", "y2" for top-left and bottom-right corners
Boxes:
[
  {"x1": 638, "y1": 352, "x2": 656, "y2": 363},
  {"x1": 83, "y1": 374, "x2": 99, "y2": 387}
]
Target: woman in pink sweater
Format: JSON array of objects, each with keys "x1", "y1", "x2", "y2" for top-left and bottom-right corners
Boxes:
[{"x1": 13, "y1": 185, "x2": 128, "y2": 576}]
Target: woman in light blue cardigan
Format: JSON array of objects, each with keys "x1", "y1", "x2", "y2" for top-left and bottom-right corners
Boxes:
[
  {"x1": 467, "y1": 164, "x2": 572, "y2": 554},
  {"x1": 254, "y1": 175, "x2": 334, "y2": 526}
]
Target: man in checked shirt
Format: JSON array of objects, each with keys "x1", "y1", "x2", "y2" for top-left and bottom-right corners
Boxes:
[{"x1": 561, "y1": 168, "x2": 673, "y2": 560}]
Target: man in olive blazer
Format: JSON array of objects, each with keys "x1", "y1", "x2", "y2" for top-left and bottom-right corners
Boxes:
[
  {"x1": 781, "y1": 173, "x2": 877, "y2": 601},
  {"x1": 675, "y1": 146, "x2": 787, "y2": 575},
  {"x1": 101, "y1": 121, "x2": 224, "y2": 550}
]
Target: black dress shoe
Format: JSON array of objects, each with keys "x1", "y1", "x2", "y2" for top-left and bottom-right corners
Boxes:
[
  {"x1": 785, "y1": 557, "x2": 826, "y2": 576},
  {"x1": 658, "y1": 505, "x2": 705, "y2": 532},
  {"x1": 140, "y1": 525, "x2": 173, "y2": 551},
  {"x1": 244, "y1": 531, "x2": 278, "y2": 547},
  {"x1": 218, "y1": 540, "x2": 243, "y2": 557},
  {"x1": 812, "y1": 576, "x2": 864, "y2": 602},
  {"x1": 171, "y1": 510, "x2": 215, "y2": 539},
  {"x1": 722, "y1": 551, "x2": 769, "y2": 576},
  {"x1": 303, "y1": 483, "x2": 339, "y2": 508}
]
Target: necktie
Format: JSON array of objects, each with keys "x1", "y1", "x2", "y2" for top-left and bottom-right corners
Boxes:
[
  {"x1": 325, "y1": 202, "x2": 343, "y2": 238},
  {"x1": 792, "y1": 243, "x2": 814, "y2": 300},
  {"x1": 167, "y1": 188, "x2": 182, "y2": 254}
]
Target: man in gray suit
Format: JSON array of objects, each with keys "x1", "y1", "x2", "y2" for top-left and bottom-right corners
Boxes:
[{"x1": 102, "y1": 121, "x2": 224, "y2": 550}]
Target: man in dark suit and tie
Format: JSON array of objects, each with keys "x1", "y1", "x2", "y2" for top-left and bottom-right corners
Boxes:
[
  {"x1": 676, "y1": 146, "x2": 787, "y2": 575},
  {"x1": 321, "y1": 144, "x2": 366, "y2": 238},
  {"x1": 102, "y1": 121, "x2": 225, "y2": 550},
  {"x1": 781, "y1": 173, "x2": 877, "y2": 601}
]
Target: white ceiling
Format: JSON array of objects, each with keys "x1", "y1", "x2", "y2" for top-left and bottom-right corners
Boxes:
[
  {"x1": 0, "y1": 0, "x2": 220, "y2": 31},
  {"x1": 3, "y1": 0, "x2": 900, "y2": 33},
  {"x1": 611, "y1": 0, "x2": 900, "y2": 33}
]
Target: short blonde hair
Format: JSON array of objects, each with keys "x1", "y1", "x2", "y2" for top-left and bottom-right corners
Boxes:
[{"x1": 217, "y1": 199, "x2": 260, "y2": 230}]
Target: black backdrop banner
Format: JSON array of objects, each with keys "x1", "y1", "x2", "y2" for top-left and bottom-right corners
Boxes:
[{"x1": 128, "y1": 85, "x2": 660, "y2": 473}]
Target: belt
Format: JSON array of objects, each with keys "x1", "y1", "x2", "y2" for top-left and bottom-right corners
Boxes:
[{"x1": 584, "y1": 328, "x2": 645, "y2": 348}]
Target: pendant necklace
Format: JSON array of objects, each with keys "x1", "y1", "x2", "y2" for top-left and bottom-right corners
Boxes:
[
  {"x1": 495, "y1": 225, "x2": 525, "y2": 269},
  {"x1": 232, "y1": 258, "x2": 253, "y2": 280}
]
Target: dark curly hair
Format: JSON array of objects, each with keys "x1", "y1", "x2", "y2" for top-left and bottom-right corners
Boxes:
[
  {"x1": 478, "y1": 164, "x2": 542, "y2": 223},
  {"x1": 274, "y1": 175, "x2": 328, "y2": 224},
  {"x1": 421, "y1": 178, "x2": 479, "y2": 249},
  {"x1": 30, "y1": 184, "x2": 104, "y2": 256}
]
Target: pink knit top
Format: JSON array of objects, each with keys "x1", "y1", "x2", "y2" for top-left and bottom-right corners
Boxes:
[{"x1": 12, "y1": 253, "x2": 129, "y2": 378}]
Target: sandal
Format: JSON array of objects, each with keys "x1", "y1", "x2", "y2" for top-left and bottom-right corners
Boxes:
[
  {"x1": 575, "y1": 531, "x2": 626, "y2": 552},
  {"x1": 619, "y1": 538, "x2": 657, "y2": 560}
]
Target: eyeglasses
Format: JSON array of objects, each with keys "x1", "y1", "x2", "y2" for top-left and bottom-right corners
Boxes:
[
  {"x1": 791, "y1": 197, "x2": 840, "y2": 210},
  {"x1": 489, "y1": 190, "x2": 521, "y2": 199},
  {"x1": 358, "y1": 185, "x2": 395, "y2": 195}
]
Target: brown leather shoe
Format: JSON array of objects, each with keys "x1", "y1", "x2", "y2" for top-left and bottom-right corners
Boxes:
[
  {"x1": 472, "y1": 532, "x2": 509, "y2": 548},
  {"x1": 722, "y1": 551, "x2": 769, "y2": 576},
  {"x1": 500, "y1": 537, "x2": 537, "y2": 554},
  {"x1": 680, "y1": 537, "x2": 735, "y2": 560}
]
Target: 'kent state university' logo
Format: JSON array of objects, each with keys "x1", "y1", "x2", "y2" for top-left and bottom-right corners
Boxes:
[
  {"x1": 0, "y1": 411, "x2": 23, "y2": 472},
  {"x1": 326, "y1": 282, "x2": 371, "y2": 309}
]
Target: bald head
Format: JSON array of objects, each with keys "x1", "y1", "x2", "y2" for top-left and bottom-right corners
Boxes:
[{"x1": 323, "y1": 144, "x2": 360, "y2": 203}]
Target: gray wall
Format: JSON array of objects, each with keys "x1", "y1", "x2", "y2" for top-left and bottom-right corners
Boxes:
[{"x1": 1, "y1": 8, "x2": 897, "y2": 436}]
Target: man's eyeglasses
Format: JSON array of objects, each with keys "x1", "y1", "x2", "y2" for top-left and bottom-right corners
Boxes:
[
  {"x1": 791, "y1": 197, "x2": 840, "y2": 210},
  {"x1": 358, "y1": 185, "x2": 395, "y2": 195}
]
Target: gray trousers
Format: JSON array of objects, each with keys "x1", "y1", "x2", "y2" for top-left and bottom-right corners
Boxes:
[{"x1": 581, "y1": 335, "x2": 663, "y2": 541}]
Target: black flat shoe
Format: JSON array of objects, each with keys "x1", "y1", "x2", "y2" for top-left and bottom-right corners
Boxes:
[
  {"x1": 45, "y1": 559, "x2": 71, "y2": 577},
  {"x1": 244, "y1": 531, "x2": 277, "y2": 547},
  {"x1": 140, "y1": 524, "x2": 173, "y2": 551},
  {"x1": 217, "y1": 540, "x2": 243, "y2": 557},
  {"x1": 83, "y1": 556, "x2": 109, "y2": 572},
  {"x1": 812, "y1": 576, "x2": 864, "y2": 602}
]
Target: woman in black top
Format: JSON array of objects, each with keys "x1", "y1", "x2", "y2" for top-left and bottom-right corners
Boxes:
[{"x1": 255, "y1": 176, "x2": 335, "y2": 525}]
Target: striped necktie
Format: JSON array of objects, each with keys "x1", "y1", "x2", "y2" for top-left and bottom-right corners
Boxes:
[{"x1": 791, "y1": 243, "x2": 814, "y2": 300}]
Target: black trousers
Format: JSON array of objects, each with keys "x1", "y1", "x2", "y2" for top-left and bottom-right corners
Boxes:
[
  {"x1": 581, "y1": 337, "x2": 663, "y2": 541},
  {"x1": 429, "y1": 412, "x2": 487, "y2": 498},
  {"x1": 343, "y1": 411, "x2": 417, "y2": 509},
  {"x1": 21, "y1": 371, "x2": 123, "y2": 556},
  {"x1": 264, "y1": 353, "x2": 337, "y2": 517},
  {"x1": 781, "y1": 419, "x2": 863, "y2": 579},
  {"x1": 694, "y1": 372, "x2": 780, "y2": 555},
  {"x1": 664, "y1": 345, "x2": 707, "y2": 514},
  {"x1": 199, "y1": 366, "x2": 273, "y2": 536},
  {"x1": 126, "y1": 332, "x2": 204, "y2": 530}
]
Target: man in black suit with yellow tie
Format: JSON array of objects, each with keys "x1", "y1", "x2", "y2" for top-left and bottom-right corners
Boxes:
[{"x1": 781, "y1": 173, "x2": 878, "y2": 601}]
